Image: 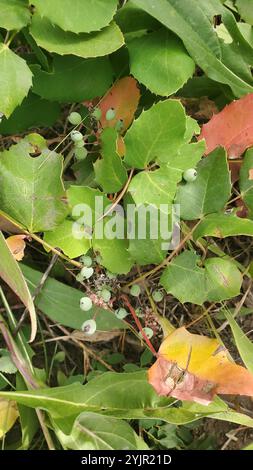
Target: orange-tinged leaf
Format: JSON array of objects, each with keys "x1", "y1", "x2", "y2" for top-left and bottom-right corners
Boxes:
[
  {"x1": 116, "y1": 135, "x2": 125, "y2": 157},
  {"x1": 249, "y1": 168, "x2": 253, "y2": 180},
  {"x1": 99, "y1": 76, "x2": 140, "y2": 132},
  {"x1": 5, "y1": 235, "x2": 27, "y2": 261},
  {"x1": 199, "y1": 93, "x2": 253, "y2": 158},
  {"x1": 148, "y1": 327, "x2": 253, "y2": 405}
]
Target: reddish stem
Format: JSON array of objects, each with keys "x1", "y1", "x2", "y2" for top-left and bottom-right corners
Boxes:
[{"x1": 120, "y1": 294, "x2": 157, "y2": 357}]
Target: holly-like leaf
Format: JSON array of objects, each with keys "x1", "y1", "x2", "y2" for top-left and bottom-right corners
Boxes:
[
  {"x1": 124, "y1": 99, "x2": 186, "y2": 169},
  {"x1": 67, "y1": 186, "x2": 133, "y2": 274},
  {"x1": 31, "y1": 0, "x2": 118, "y2": 34},
  {"x1": 99, "y1": 76, "x2": 140, "y2": 132},
  {"x1": 176, "y1": 147, "x2": 231, "y2": 220},
  {"x1": 240, "y1": 148, "x2": 253, "y2": 216},
  {"x1": 160, "y1": 250, "x2": 242, "y2": 304},
  {"x1": 0, "y1": 43, "x2": 33, "y2": 117},
  {"x1": 94, "y1": 128, "x2": 127, "y2": 193},
  {"x1": 199, "y1": 93, "x2": 253, "y2": 158},
  {"x1": 0, "y1": 398, "x2": 18, "y2": 439},
  {"x1": 31, "y1": 56, "x2": 113, "y2": 103},
  {"x1": 44, "y1": 220, "x2": 91, "y2": 259},
  {"x1": 133, "y1": 0, "x2": 253, "y2": 97},
  {"x1": 148, "y1": 327, "x2": 253, "y2": 405},
  {"x1": 0, "y1": 0, "x2": 30, "y2": 30},
  {"x1": 30, "y1": 14, "x2": 124, "y2": 58},
  {"x1": 93, "y1": 236, "x2": 133, "y2": 274},
  {"x1": 193, "y1": 213, "x2": 253, "y2": 240},
  {"x1": 160, "y1": 251, "x2": 207, "y2": 305},
  {"x1": 0, "y1": 138, "x2": 67, "y2": 232},
  {"x1": 0, "y1": 93, "x2": 60, "y2": 135},
  {"x1": 128, "y1": 166, "x2": 182, "y2": 207},
  {"x1": 205, "y1": 257, "x2": 242, "y2": 301},
  {"x1": 128, "y1": 28, "x2": 195, "y2": 96}
]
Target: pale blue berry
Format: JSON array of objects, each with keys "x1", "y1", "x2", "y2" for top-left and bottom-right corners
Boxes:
[
  {"x1": 130, "y1": 284, "x2": 141, "y2": 297},
  {"x1": 183, "y1": 168, "x2": 197, "y2": 182},
  {"x1": 80, "y1": 297, "x2": 92, "y2": 311},
  {"x1": 68, "y1": 112, "x2": 82, "y2": 125},
  {"x1": 81, "y1": 319, "x2": 96, "y2": 335},
  {"x1": 105, "y1": 108, "x2": 116, "y2": 121}
]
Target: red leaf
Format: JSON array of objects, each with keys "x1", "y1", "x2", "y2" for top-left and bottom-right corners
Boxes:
[
  {"x1": 199, "y1": 93, "x2": 253, "y2": 158},
  {"x1": 99, "y1": 76, "x2": 140, "y2": 132}
]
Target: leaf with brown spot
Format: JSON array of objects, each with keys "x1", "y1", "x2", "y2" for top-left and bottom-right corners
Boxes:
[
  {"x1": 5, "y1": 235, "x2": 27, "y2": 261},
  {"x1": 148, "y1": 327, "x2": 253, "y2": 405}
]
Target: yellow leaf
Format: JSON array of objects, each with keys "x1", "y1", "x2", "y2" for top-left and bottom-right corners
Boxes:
[{"x1": 0, "y1": 398, "x2": 18, "y2": 438}]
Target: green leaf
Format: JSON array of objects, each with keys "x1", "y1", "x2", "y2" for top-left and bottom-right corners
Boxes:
[
  {"x1": 160, "y1": 251, "x2": 242, "y2": 304},
  {"x1": 205, "y1": 257, "x2": 242, "y2": 301},
  {"x1": 54, "y1": 412, "x2": 148, "y2": 450},
  {"x1": 0, "y1": 92, "x2": 60, "y2": 135},
  {"x1": 128, "y1": 166, "x2": 181, "y2": 207},
  {"x1": 44, "y1": 220, "x2": 91, "y2": 259},
  {"x1": 1, "y1": 371, "x2": 252, "y2": 428},
  {"x1": 16, "y1": 374, "x2": 39, "y2": 450},
  {"x1": 236, "y1": 0, "x2": 253, "y2": 25},
  {"x1": 132, "y1": 0, "x2": 253, "y2": 97},
  {"x1": 240, "y1": 148, "x2": 253, "y2": 217},
  {"x1": 0, "y1": 232, "x2": 37, "y2": 341},
  {"x1": 0, "y1": 351, "x2": 17, "y2": 374},
  {"x1": 31, "y1": 55, "x2": 113, "y2": 103},
  {"x1": 21, "y1": 264, "x2": 126, "y2": 331},
  {"x1": 31, "y1": 0, "x2": 118, "y2": 33},
  {"x1": 93, "y1": 236, "x2": 133, "y2": 274},
  {"x1": 176, "y1": 148, "x2": 231, "y2": 220},
  {"x1": 94, "y1": 128, "x2": 127, "y2": 193},
  {"x1": 115, "y1": 0, "x2": 161, "y2": 34},
  {"x1": 222, "y1": 310, "x2": 253, "y2": 374},
  {"x1": 128, "y1": 28, "x2": 195, "y2": 96},
  {"x1": 30, "y1": 14, "x2": 124, "y2": 58},
  {"x1": 0, "y1": 138, "x2": 67, "y2": 232},
  {"x1": 0, "y1": 43, "x2": 33, "y2": 117},
  {"x1": 0, "y1": 0, "x2": 30, "y2": 30},
  {"x1": 160, "y1": 251, "x2": 207, "y2": 305},
  {"x1": 124, "y1": 99, "x2": 186, "y2": 169},
  {"x1": 193, "y1": 213, "x2": 253, "y2": 240}
]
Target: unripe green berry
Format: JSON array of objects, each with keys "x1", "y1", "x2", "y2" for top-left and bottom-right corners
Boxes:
[
  {"x1": 130, "y1": 284, "x2": 141, "y2": 297},
  {"x1": 140, "y1": 327, "x2": 153, "y2": 339},
  {"x1": 71, "y1": 130, "x2": 83, "y2": 143},
  {"x1": 80, "y1": 297, "x2": 92, "y2": 311},
  {"x1": 105, "y1": 108, "x2": 116, "y2": 121},
  {"x1": 106, "y1": 270, "x2": 116, "y2": 280},
  {"x1": 115, "y1": 119, "x2": 123, "y2": 132},
  {"x1": 100, "y1": 288, "x2": 111, "y2": 303},
  {"x1": 80, "y1": 266, "x2": 94, "y2": 279},
  {"x1": 95, "y1": 255, "x2": 102, "y2": 264},
  {"x1": 68, "y1": 112, "x2": 82, "y2": 125},
  {"x1": 76, "y1": 272, "x2": 84, "y2": 283},
  {"x1": 81, "y1": 319, "x2": 96, "y2": 335},
  {"x1": 92, "y1": 107, "x2": 102, "y2": 120},
  {"x1": 74, "y1": 140, "x2": 84, "y2": 148},
  {"x1": 80, "y1": 255, "x2": 92, "y2": 267},
  {"x1": 152, "y1": 290, "x2": 164, "y2": 303},
  {"x1": 115, "y1": 308, "x2": 128, "y2": 319},
  {"x1": 75, "y1": 147, "x2": 87, "y2": 160},
  {"x1": 183, "y1": 168, "x2": 197, "y2": 182}
]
